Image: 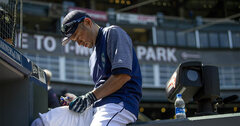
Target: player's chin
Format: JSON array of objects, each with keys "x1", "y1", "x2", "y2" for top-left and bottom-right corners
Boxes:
[{"x1": 86, "y1": 44, "x2": 93, "y2": 48}]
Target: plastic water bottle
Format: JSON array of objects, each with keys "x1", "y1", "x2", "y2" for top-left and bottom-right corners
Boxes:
[
  {"x1": 175, "y1": 94, "x2": 186, "y2": 119},
  {"x1": 60, "y1": 96, "x2": 70, "y2": 106}
]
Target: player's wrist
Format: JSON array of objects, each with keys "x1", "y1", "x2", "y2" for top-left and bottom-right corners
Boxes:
[
  {"x1": 68, "y1": 91, "x2": 97, "y2": 113},
  {"x1": 86, "y1": 91, "x2": 97, "y2": 104}
]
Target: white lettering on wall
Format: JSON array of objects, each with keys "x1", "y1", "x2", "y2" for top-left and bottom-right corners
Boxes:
[
  {"x1": 156, "y1": 47, "x2": 166, "y2": 61},
  {"x1": 17, "y1": 33, "x2": 29, "y2": 49},
  {"x1": 13, "y1": 33, "x2": 179, "y2": 63},
  {"x1": 64, "y1": 43, "x2": 70, "y2": 53},
  {"x1": 22, "y1": 33, "x2": 29, "y2": 49},
  {"x1": 43, "y1": 36, "x2": 56, "y2": 52},
  {"x1": 167, "y1": 48, "x2": 177, "y2": 62},
  {"x1": 136, "y1": 46, "x2": 177, "y2": 63},
  {"x1": 34, "y1": 35, "x2": 44, "y2": 50},
  {"x1": 137, "y1": 46, "x2": 146, "y2": 60},
  {"x1": 146, "y1": 47, "x2": 156, "y2": 61},
  {"x1": 34, "y1": 35, "x2": 56, "y2": 52}
]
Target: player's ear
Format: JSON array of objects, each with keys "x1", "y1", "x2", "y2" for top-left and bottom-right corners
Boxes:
[{"x1": 83, "y1": 18, "x2": 92, "y2": 27}]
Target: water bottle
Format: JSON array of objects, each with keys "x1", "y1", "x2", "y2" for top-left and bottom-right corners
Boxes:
[
  {"x1": 175, "y1": 94, "x2": 186, "y2": 119},
  {"x1": 60, "y1": 96, "x2": 70, "y2": 106}
]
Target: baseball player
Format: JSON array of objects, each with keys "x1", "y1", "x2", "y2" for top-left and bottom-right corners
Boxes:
[{"x1": 61, "y1": 10, "x2": 143, "y2": 125}]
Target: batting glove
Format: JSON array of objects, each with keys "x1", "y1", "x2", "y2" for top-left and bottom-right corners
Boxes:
[{"x1": 69, "y1": 91, "x2": 97, "y2": 113}]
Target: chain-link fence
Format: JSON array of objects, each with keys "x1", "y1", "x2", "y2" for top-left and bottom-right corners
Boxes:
[{"x1": 0, "y1": 0, "x2": 17, "y2": 46}]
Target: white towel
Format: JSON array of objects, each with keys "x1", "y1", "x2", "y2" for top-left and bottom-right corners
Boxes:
[{"x1": 38, "y1": 106, "x2": 93, "y2": 126}]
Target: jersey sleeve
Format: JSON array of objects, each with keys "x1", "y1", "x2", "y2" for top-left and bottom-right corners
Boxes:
[{"x1": 107, "y1": 26, "x2": 133, "y2": 75}]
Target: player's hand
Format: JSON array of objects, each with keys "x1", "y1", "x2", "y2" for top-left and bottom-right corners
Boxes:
[
  {"x1": 69, "y1": 91, "x2": 97, "y2": 113},
  {"x1": 65, "y1": 93, "x2": 77, "y2": 101}
]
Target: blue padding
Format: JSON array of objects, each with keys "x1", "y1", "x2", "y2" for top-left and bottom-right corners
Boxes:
[{"x1": 29, "y1": 76, "x2": 47, "y2": 90}]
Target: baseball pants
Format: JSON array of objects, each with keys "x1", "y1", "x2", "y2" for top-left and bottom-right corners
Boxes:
[
  {"x1": 91, "y1": 102, "x2": 137, "y2": 126},
  {"x1": 31, "y1": 103, "x2": 136, "y2": 126}
]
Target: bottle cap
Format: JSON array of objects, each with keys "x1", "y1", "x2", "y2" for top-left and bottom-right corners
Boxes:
[{"x1": 176, "y1": 94, "x2": 182, "y2": 97}]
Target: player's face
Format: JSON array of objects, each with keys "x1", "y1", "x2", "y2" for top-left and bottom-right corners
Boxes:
[{"x1": 70, "y1": 20, "x2": 95, "y2": 48}]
